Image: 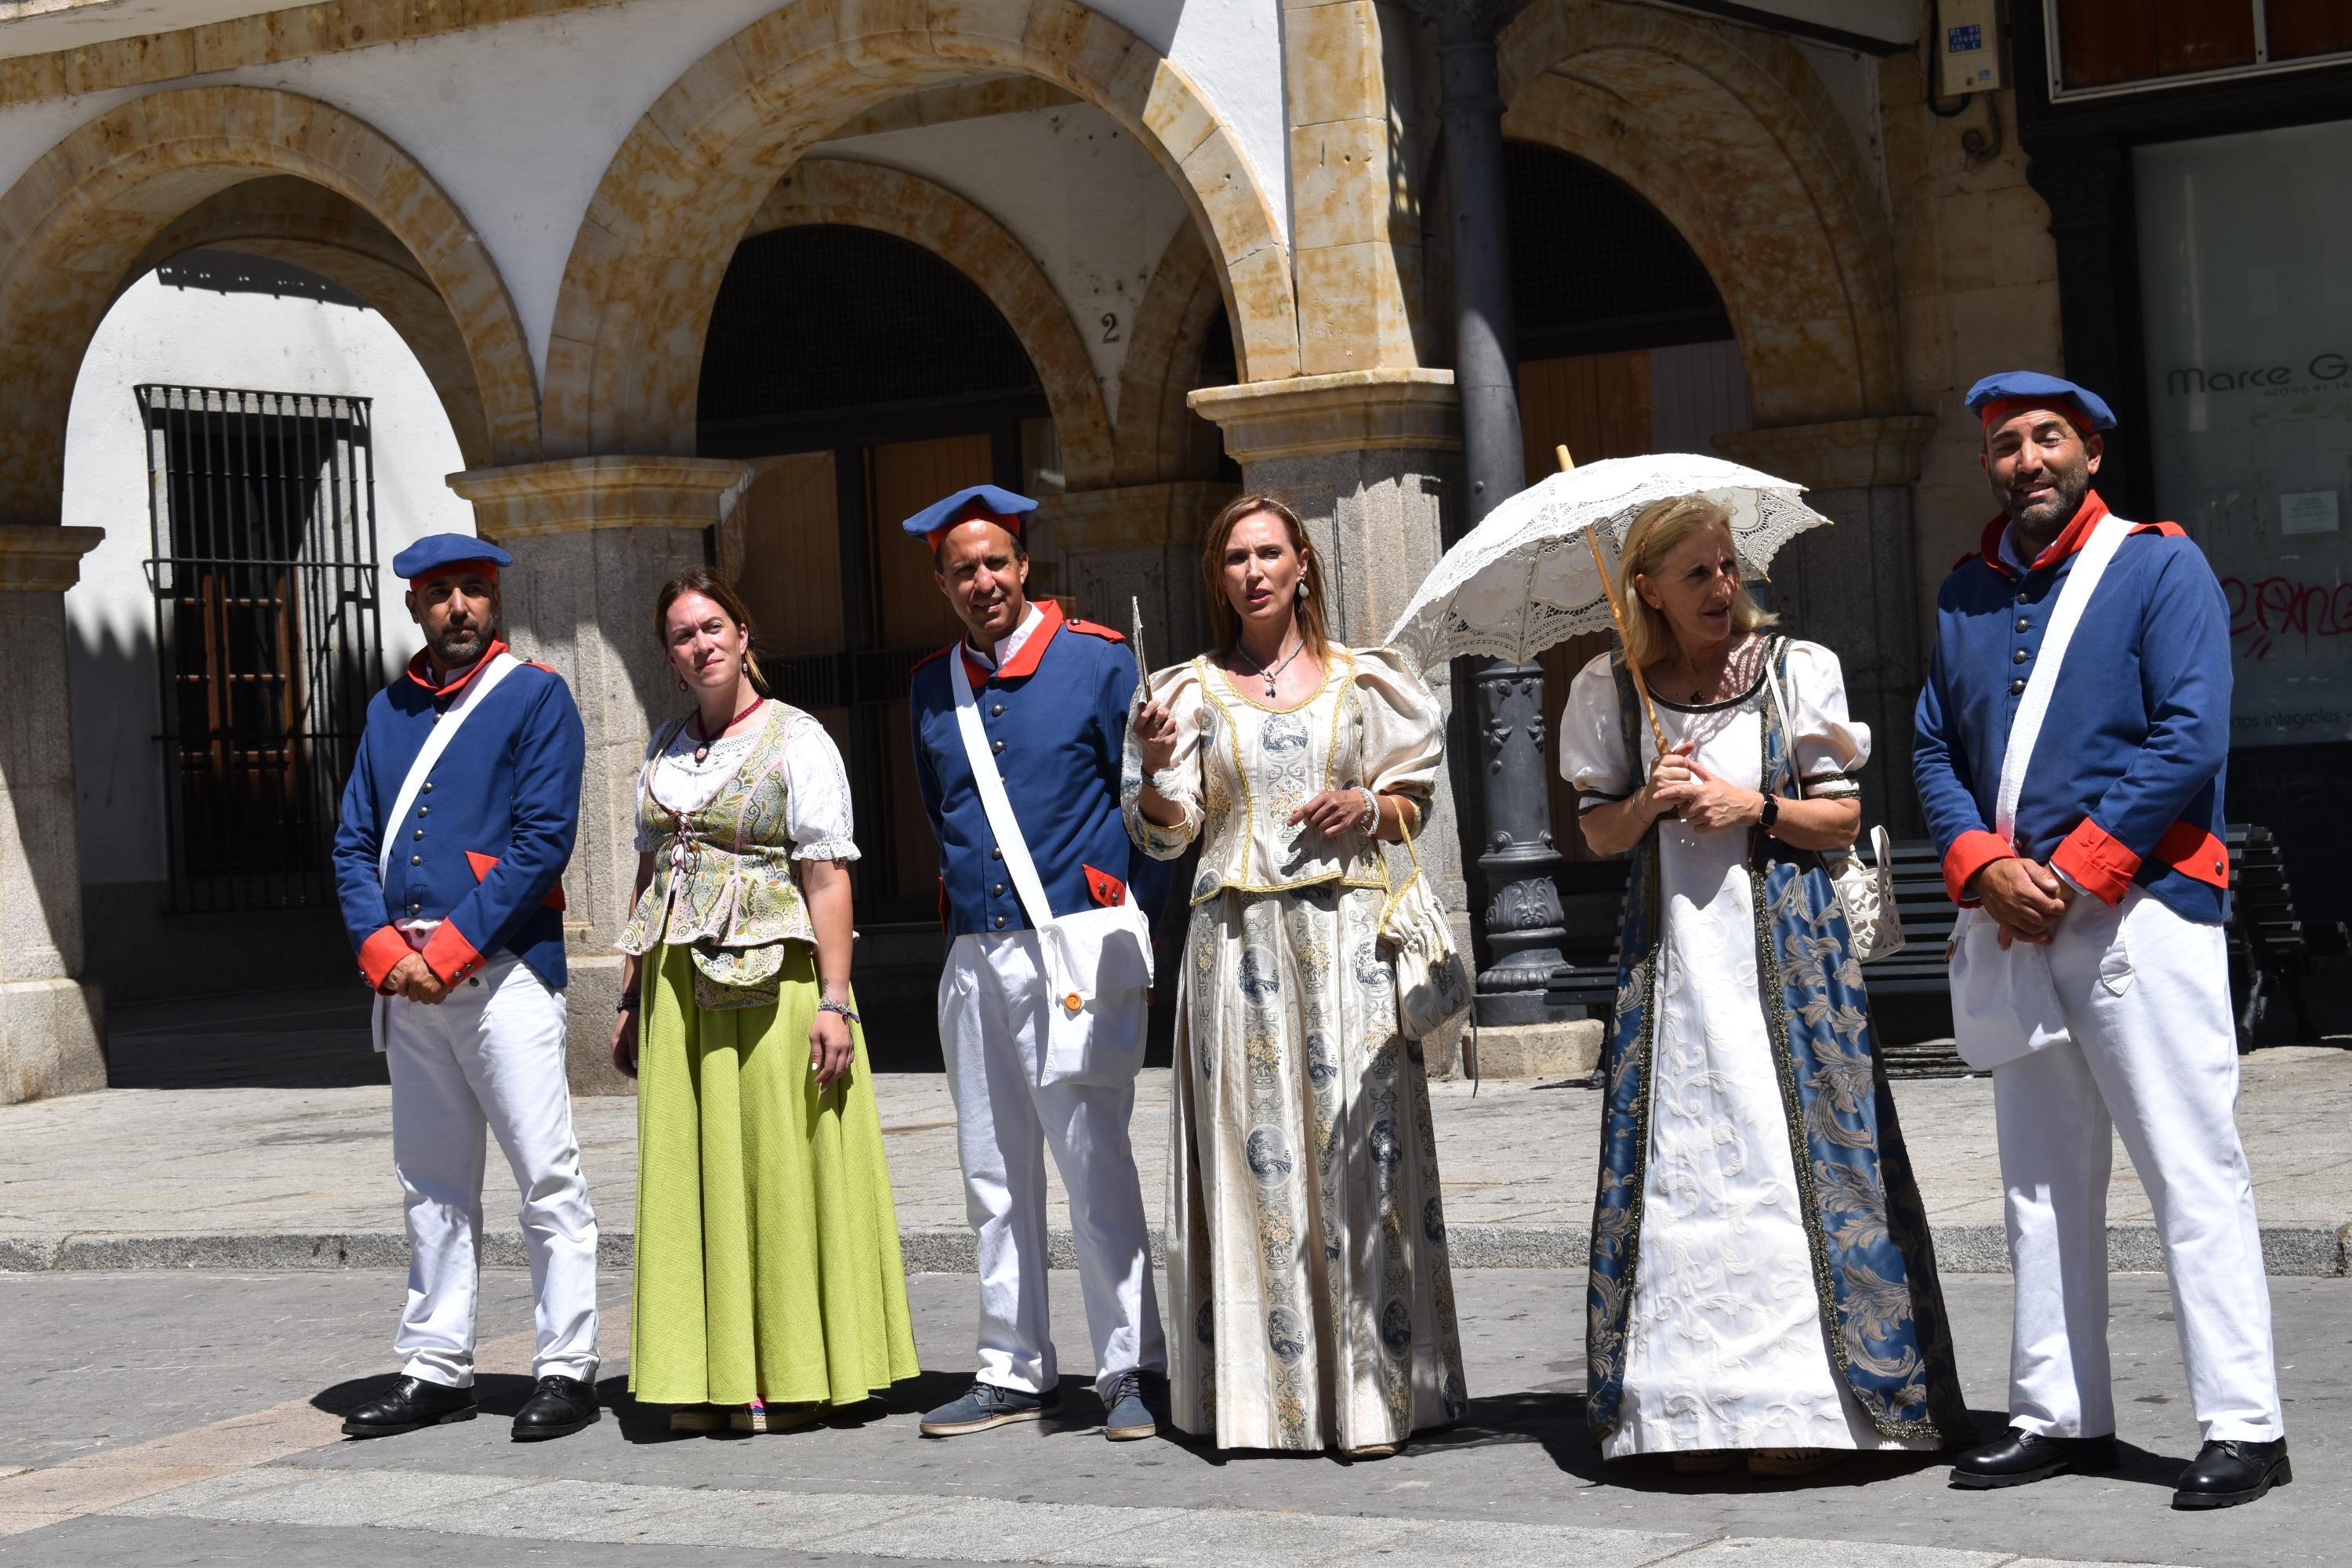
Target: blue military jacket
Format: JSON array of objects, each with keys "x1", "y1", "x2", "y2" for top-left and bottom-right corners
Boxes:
[
  {"x1": 332, "y1": 641, "x2": 585, "y2": 991},
  {"x1": 910, "y1": 601, "x2": 1164, "y2": 937},
  {"x1": 1913, "y1": 491, "x2": 2232, "y2": 925}
]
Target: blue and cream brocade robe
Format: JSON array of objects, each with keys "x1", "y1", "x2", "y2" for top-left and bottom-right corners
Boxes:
[{"x1": 1563, "y1": 636, "x2": 1970, "y2": 1454}]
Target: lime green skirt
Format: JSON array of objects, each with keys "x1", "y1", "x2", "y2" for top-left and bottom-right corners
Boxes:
[{"x1": 629, "y1": 942, "x2": 919, "y2": 1406}]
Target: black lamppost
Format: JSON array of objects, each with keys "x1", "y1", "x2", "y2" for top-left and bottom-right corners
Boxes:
[{"x1": 1406, "y1": 0, "x2": 1573, "y2": 1027}]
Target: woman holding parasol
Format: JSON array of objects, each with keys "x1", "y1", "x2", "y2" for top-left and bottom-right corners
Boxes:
[{"x1": 1560, "y1": 492, "x2": 1969, "y2": 1476}]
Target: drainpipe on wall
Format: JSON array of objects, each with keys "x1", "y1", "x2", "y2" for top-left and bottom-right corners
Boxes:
[{"x1": 1408, "y1": 0, "x2": 1574, "y2": 1027}]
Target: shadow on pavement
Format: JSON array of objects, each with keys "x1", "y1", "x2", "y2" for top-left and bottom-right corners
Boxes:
[{"x1": 108, "y1": 985, "x2": 388, "y2": 1090}]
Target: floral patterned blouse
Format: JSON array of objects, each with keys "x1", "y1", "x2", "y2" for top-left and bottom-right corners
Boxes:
[
  {"x1": 617, "y1": 701, "x2": 851, "y2": 1003},
  {"x1": 1122, "y1": 645, "x2": 1443, "y2": 905}
]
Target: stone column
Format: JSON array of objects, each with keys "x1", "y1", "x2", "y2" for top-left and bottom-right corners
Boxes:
[
  {"x1": 1034, "y1": 481, "x2": 1239, "y2": 649},
  {"x1": 1189, "y1": 371, "x2": 1476, "y2": 1072},
  {"x1": 1715, "y1": 416, "x2": 1936, "y2": 837},
  {"x1": 447, "y1": 456, "x2": 751, "y2": 1094},
  {"x1": 0, "y1": 525, "x2": 105, "y2": 1104}
]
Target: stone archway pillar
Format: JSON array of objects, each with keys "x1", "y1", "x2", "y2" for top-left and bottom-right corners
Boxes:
[
  {"x1": 447, "y1": 456, "x2": 752, "y2": 1095},
  {"x1": 0, "y1": 525, "x2": 105, "y2": 1104},
  {"x1": 1187, "y1": 372, "x2": 1477, "y2": 1074},
  {"x1": 1034, "y1": 481, "x2": 1240, "y2": 653},
  {"x1": 1715, "y1": 416, "x2": 1937, "y2": 838}
]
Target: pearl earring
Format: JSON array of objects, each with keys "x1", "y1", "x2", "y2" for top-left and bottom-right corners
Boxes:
[{"x1": 1297, "y1": 579, "x2": 1309, "y2": 601}]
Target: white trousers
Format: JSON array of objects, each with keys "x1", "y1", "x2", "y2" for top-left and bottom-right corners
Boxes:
[
  {"x1": 1990, "y1": 887, "x2": 2282, "y2": 1443},
  {"x1": 939, "y1": 931, "x2": 1166, "y2": 1399},
  {"x1": 385, "y1": 951, "x2": 600, "y2": 1388}
]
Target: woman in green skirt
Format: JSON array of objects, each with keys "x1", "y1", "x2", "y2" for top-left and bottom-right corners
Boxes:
[{"x1": 612, "y1": 566, "x2": 918, "y2": 1433}]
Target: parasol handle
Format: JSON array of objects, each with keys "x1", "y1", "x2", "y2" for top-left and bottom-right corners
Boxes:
[{"x1": 1572, "y1": 459, "x2": 1673, "y2": 764}]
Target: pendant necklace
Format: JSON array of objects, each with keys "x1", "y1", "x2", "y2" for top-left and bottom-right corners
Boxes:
[
  {"x1": 691, "y1": 692, "x2": 764, "y2": 764},
  {"x1": 1232, "y1": 635, "x2": 1305, "y2": 699}
]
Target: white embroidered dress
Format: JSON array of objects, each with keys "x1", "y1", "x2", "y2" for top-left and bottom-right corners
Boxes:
[
  {"x1": 1560, "y1": 637, "x2": 1929, "y2": 1457},
  {"x1": 1124, "y1": 646, "x2": 1465, "y2": 1452}
]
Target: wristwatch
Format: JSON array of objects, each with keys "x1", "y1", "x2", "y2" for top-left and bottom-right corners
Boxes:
[{"x1": 1757, "y1": 793, "x2": 1780, "y2": 833}]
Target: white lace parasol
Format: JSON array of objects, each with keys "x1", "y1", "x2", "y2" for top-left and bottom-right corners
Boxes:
[{"x1": 1383, "y1": 453, "x2": 1832, "y2": 672}]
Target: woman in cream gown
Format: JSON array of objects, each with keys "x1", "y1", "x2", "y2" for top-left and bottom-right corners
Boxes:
[
  {"x1": 1564, "y1": 497, "x2": 1967, "y2": 1478},
  {"x1": 1127, "y1": 494, "x2": 1465, "y2": 1457}
]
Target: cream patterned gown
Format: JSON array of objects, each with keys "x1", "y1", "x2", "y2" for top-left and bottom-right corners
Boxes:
[{"x1": 1124, "y1": 646, "x2": 1465, "y2": 1451}]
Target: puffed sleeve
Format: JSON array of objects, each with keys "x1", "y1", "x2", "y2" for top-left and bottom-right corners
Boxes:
[
  {"x1": 1122, "y1": 661, "x2": 1207, "y2": 859},
  {"x1": 779, "y1": 711, "x2": 861, "y2": 861},
  {"x1": 1346, "y1": 648, "x2": 1444, "y2": 825},
  {"x1": 1559, "y1": 652, "x2": 1636, "y2": 811},
  {"x1": 1780, "y1": 640, "x2": 1871, "y2": 799}
]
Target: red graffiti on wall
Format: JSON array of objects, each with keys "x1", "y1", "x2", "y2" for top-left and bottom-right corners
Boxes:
[{"x1": 2224, "y1": 573, "x2": 2352, "y2": 660}]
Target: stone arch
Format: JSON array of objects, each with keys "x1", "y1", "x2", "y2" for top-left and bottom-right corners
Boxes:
[
  {"x1": 542, "y1": 0, "x2": 1299, "y2": 460},
  {"x1": 122, "y1": 177, "x2": 499, "y2": 468},
  {"x1": 743, "y1": 157, "x2": 1114, "y2": 489},
  {"x1": 1112, "y1": 219, "x2": 1231, "y2": 485},
  {"x1": 0, "y1": 85, "x2": 537, "y2": 522},
  {"x1": 1497, "y1": 0, "x2": 1902, "y2": 427}
]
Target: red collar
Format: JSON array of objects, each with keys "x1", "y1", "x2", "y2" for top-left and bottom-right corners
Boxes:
[
  {"x1": 1977, "y1": 490, "x2": 2110, "y2": 579},
  {"x1": 407, "y1": 638, "x2": 510, "y2": 699},
  {"x1": 960, "y1": 600, "x2": 1062, "y2": 688}
]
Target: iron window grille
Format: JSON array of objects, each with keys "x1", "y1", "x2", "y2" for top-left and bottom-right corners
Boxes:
[{"x1": 138, "y1": 385, "x2": 381, "y2": 913}]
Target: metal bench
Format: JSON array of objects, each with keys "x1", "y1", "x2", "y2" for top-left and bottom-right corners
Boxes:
[{"x1": 2227, "y1": 824, "x2": 2345, "y2": 1047}]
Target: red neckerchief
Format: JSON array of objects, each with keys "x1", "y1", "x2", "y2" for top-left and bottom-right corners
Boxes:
[
  {"x1": 959, "y1": 600, "x2": 1064, "y2": 688},
  {"x1": 1976, "y1": 491, "x2": 2110, "y2": 579},
  {"x1": 406, "y1": 637, "x2": 510, "y2": 700}
]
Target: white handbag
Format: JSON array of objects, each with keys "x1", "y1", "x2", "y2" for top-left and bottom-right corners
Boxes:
[
  {"x1": 1762, "y1": 641, "x2": 1904, "y2": 964},
  {"x1": 949, "y1": 651, "x2": 1155, "y2": 1086},
  {"x1": 1376, "y1": 817, "x2": 1472, "y2": 1040}
]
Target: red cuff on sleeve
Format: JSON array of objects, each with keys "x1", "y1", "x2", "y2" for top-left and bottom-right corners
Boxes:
[
  {"x1": 2050, "y1": 818, "x2": 2141, "y2": 907},
  {"x1": 358, "y1": 925, "x2": 411, "y2": 992},
  {"x1": 2156, "y1": 821, "x2": 2231, "y2": 892},
  {"x1": 421, "y1": 920, "x2": 485, "y2": 986},
  {"x1": 1942, "y1": 829, "x2": 2016, "y2": 907}
]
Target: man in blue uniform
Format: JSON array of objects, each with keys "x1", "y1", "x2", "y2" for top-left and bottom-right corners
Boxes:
[
  {"x1": 905, "y1": 485, "x2": 1168, "y2": 1443},
  {"x1": 1917, "y1": 374, "x2": 2286, "y2": 1508},
  {"x1": 331, "y1": 534, "x2": 601, "y2": 1443}
]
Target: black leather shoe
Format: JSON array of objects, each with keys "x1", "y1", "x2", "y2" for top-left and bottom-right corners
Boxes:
[
  {"x1": 511, "y1": 1374, "x2": 601, "y2": 1442},
  {"x1": 2172, "y1": 1437, "x2": 2290, "y2": 1509},
  {"x1": 341, "y1": 1375, "x2": 477, "y2": 1438},
  {"x1": 1951, "y1": 1428, "x2": 2119, "y2": 1489}
]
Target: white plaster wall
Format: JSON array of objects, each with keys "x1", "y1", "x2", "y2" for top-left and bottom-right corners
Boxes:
[
  {"x1": 815, "y1": 103, "x2": 1195, "y2": 420},
  {"x1": 1792, "y1": 37, "x2": 1889, "y2": 212},
  {"x1": 0, "y1": 0, "x2": 1289, "y2": 387},
  {"x1": 63, "y1": 271, "x2": 473, "y2": 886}
]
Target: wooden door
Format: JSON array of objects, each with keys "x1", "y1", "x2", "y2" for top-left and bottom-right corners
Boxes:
[
  {"x1": 1518, "y1": 350, "x2": 1653, "y2": 863},
  {"x1": 869, "y1": 435, "x2": 996, "y2": 906},
  {"x1": 735, "y1": 451, "x2": 854, "y2": 766}
]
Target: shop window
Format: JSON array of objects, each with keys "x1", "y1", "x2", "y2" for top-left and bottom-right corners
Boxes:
[
  {"x1": 2052, "y1": 0, "x2": 2352, "y2": 95},
  {"x1": 2134, "y1": 120, "x2": 2352, "y2": 746},
  {"x1": 138, "y1": 386, "x2": 381, "y2": 912}
]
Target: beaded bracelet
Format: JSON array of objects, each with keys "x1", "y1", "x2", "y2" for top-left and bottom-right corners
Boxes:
[
  {"x1": 816, "y1": 996, "x2": 860, "y2": 1025},
  {"x1": 1356, "y1": 786, "x2": 1381, "y2": 835}
]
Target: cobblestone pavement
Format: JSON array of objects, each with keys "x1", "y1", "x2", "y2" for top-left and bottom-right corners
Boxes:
[
  {"x1": 0, "y1": 1267, "x2": 2341, "y2": 1566},
  {"x1": 6, "y1": 1033, "x2": 2351, "y2": 1273}
]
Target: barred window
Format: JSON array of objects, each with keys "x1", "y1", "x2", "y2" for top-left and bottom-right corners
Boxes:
[{"x1": 138, "y1": 385, "x2": 381, "y2": 913}]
